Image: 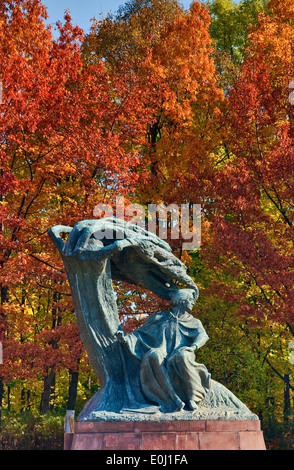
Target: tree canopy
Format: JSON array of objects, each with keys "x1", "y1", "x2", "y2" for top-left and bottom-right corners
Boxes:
[{"x1": 1, "y1": 0, "x2": 294, "y2": 449}]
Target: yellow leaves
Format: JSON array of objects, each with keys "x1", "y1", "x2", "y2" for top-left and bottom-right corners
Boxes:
[
  {"x1": 180, "y1": 250, "x2": 192, "y2": 266},
  {"x1": 248, "y1": 12, "x2": 292, "y2": 71}
]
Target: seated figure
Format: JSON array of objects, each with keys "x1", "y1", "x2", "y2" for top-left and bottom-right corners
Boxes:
[{"x1": 116, "y1": 288, "x2": 211, "y2": 413}]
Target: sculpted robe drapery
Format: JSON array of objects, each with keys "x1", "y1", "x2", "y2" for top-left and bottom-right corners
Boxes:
[{"x1": 119, "y1": 310, "x2": 211, "y2": 411}]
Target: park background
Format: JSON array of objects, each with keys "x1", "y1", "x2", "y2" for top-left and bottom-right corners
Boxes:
[{"x1": 1, "y1": 0, "x2": 294, "y2": 450}]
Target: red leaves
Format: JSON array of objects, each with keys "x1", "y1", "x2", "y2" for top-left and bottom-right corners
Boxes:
[
  {"x1": 195, "y1": 3, "x2": 294, "y2": 330},
  {"x1": 1, "y1": 0, "x2": 294, "y2": 388},
  {"x1": 0, "y1": 323, "x2": 83, "y2": 381},
  {"x1": 0, "y1": 171, "x2": 14, "y2": 197},
  {"x1": 0, "y1": 0, "x2": 177, "y2": 384}
]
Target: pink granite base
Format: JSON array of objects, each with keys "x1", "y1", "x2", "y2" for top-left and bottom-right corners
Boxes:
[{"x1": 64, "y1": 420, "x2": 266, "y2": 450}]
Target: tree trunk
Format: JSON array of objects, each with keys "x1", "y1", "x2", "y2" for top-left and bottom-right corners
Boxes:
[
  {"x1": 26, "y1": 390, "x2": 31, "y2": 411},
  {"x1": 20, "y1": 387, "x2": 26, "y2": 412},
  {"x1": 0, "y1": 378, "x2": 3, "y2": 434},
  {"x1": 0, "y1": 283, "x2": 8, "y2": 434},
  {"x1": 67, "y1": 366, "x2": 79, "y2": 411},
  {"x1": 40, "y1": 290, "x2": 61, "y2": 414},
  {"x1": 284, "y1": 373, "x2": 291, "y2": 423},
  {"x1": 40, "y1": 368, "x2": 56, "y2": 414},
  {"x1": 7, "y1": 385, "x2": 10, "y2": 411},
  {"x1": 49, "y1": 373, "x2": 56, "y2": 411}
]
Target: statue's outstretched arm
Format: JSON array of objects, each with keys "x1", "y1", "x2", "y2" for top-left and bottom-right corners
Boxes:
[
  {"x1": 74, "y1": 238, "x2": 134, "y2": 262},
  {"x1": 48, "y1": 225, "x2": 73, "y2": 254},
  {"x1": 115, "y1": 329, "x2": 140, "y2": 359},
  {"x1": 48, "y1": 225, "x2": 136, "y2": 261}
]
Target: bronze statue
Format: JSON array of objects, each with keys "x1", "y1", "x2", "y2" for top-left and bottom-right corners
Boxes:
[{"x1": 49, "y1": 218, "x2": 258, "y2": 422}]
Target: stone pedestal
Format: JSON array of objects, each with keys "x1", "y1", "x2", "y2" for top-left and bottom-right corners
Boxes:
[{"x1": 64, "y1": 420, "x2": 266, "y2": 451}]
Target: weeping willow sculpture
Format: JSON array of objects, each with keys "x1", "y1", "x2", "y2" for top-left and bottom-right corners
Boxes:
[{"x1": 49, "y1": 218, "x2": 258, "y2": 422}]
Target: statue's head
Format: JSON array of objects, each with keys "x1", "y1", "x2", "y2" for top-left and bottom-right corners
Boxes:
[{"x1": 170, "y1": 288, "x2": 198, "y2": 311}]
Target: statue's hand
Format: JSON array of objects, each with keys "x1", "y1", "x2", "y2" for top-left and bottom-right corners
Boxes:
[
  {"x1": 115, "y1": 331, "x2": 127, "y2": 344},
  {"x1": 115, "y1": 239, "x2": 134, "y2": 252}
]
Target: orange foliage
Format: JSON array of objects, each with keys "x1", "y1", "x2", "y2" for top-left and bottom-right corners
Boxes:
[
  {"x1": 0, "y1": 0, "x2": 165, "y2": 384},
  {"x1": 199, "y1": 0, "x2": 294, "y2": 328}
]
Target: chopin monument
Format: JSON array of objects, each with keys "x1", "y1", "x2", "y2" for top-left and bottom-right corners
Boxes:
[{"x1": 49, "y1": 218, "x2": 266, "y2": 450}]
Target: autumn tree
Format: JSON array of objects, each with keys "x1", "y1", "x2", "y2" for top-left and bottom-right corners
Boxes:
[
  {"x1": 0, "y1": 0, "x2": 162, "y2": 419},
  {"x1": 205, "y1": 0, "x2": 268, "y2": 90},
  {"x1": 194, "y1": 0, "x2": 294, "y2": 430},
  {"x1": 82, "y1": 0, "x2": 182, "y2": 66},
  {"x1": 83, "y1": 1, "x2": 224, "y2": 209},
  {"x1": 2, "y1": 0, "x2": 293, "y2": 449},
  {"x1": 80, "y1": 2, "x2": 226, "y2": 360},
  {"x1": 207, "y1": 0, "x2": 268, "y2": 62}
]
